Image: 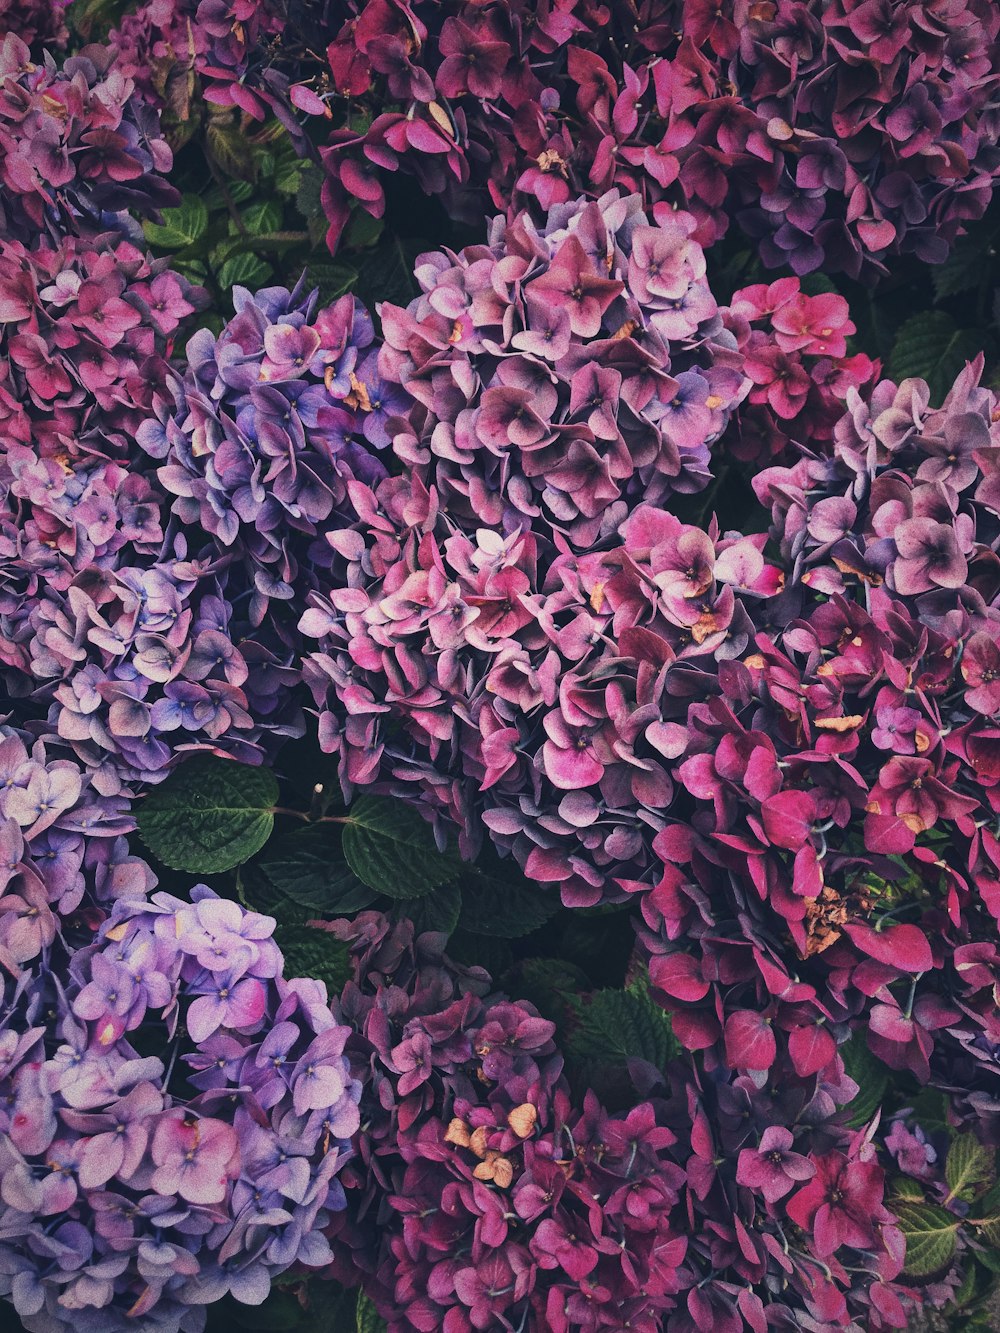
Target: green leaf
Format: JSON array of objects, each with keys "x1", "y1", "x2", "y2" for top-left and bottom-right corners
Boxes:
[
  {"x1": 839, "y1": 1035, "x2": 889, "y2": 1128},
  {"x1": 947, "y1": 1134, "x2": 995, "y2": 1202},
  {"x1": 206, "y1": 117, "x2": 258, "y2": 182},
  {"x1": 275, "y1": 922, "x2": 352, "y2": 997},
  {"x1": 356, "y1": 1292, "x2": 387, "y2": 1333},
  {"x1": 143, "y1": 195, "x2": 209, "y2": 250},
  {"x1": 506, "y1": 956, "x2": 590, "y2": 1028},
  {"x1": 568, "y1": 989, "x2": 678, "y2": 1072},
  {"x1": 351, "y1": 236, "x2": 423, "y2": 317},
  {"x1": 136, "y1": 756, "x2": 278, "y2": 874},
  {"x1": 886, "y1": 311, "x2": 984, "y2": 404},
  {"x1": 447, "y1": 930, "x2": 514, "y2": 977},
  {"x1": 341, "y1": 796, "x2": 463, "y2": 900},
  {"x1": 394, "y1": 878, "x2": 462, "y2": 937},
  {"x1": 456, "y1": 863, "x2": 560, "y2": 938},
  {"x1": 909, "y1": 1088, "x2": 952, "y2": 1135},
  {"x1": 891, "y1": 1175, "x2": 926, "y2": 1201},
  {"x1": 218, "y1": 252, "x2": 273, "y2": 289},
  {"x1": 296, "y1": 165, "x2": 324, "y2": 221},
  {"x1": 238, "y1": 200, "x2": 285, "y2": 238},
  {"x1": 203, "y1": 179, "x2": 255, "y2": 210},
  {"x1": 897, "y1": 1201, "x2": 961, "y2": 1281},
  {"x1": 932, "y1": 229, "x2": 998, "y2": 300},
  {"x1": 257, "y1": 825, "x2": 376, "y2": 914}
]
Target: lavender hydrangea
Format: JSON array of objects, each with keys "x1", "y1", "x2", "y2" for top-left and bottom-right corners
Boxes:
[
  {"x1": 381, "y1": 192, "x2": 748, "y2": 546},
  {"x1": 0, "y1": 886, "x2": 360, "y2": 1333}
]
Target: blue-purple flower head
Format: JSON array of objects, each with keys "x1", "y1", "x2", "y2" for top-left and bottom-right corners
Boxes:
[
  {"x1": 0, "y1": 886, "x2": 360, "y2": 1333},
  {"x1": 137, "y1": 279, "x2": 388, "y2": 621}
]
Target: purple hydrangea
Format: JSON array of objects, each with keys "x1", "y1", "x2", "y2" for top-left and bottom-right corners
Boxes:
[
  {"x1": 0, "y1": 886, "x2": 360, "y2": 1333},
  {"x1": 137, "y1": 280, "x2": 388, "y2": 625}
]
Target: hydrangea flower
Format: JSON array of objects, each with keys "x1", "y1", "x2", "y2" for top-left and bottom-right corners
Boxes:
[
  {"x1": 0, "y1": 34, "x2": 178, "y2": 243},
  {"x1": 137, "y1": 280, "x2": 387, "y2": 624},
  {"x1": 380, "y1": 191, "x2": 747, "y2": 542},
  {"x1": 300, "y1": 482, "x2": 780, "y2": 905},
  {"x1": 0, "y1": 886, "x2": 360, "y2": 1333},
  {"x1": 319, "y1": 913, "x2": 688, "y2": 1331},
  {"x1": 260, "y1": 0, "x2": 1000, "y2": 275}
]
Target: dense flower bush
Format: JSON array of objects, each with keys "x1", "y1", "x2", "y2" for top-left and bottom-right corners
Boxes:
[
  {"x1": 0, "y1": 885, "x2": 360, "y2": 1333},
  {"x1": 2, "y1": 6, "x2": 1000, "y2": 1332}
]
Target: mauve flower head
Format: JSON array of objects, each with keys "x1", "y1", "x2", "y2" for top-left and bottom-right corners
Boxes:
[
  {"x1": 0, "y1": 34, "x2": 178, "y2": 243},
  {"x1": 301, "y1": 479, "x2": 780, "y2": 906},
  {"x1": 254, "y1": 0, "x2": 1000, "y2": 276},
  {"x1": 0, "y1": 886, "x2": 360, "y2": 1333},
  {"x1": 382, "y1": 191, "x2": 748, "y2": 544},
  {"x1": 317, "y1": 913, "x2": 688, "y2": 1331},
  {"x1": 0, "y1": 0, "x2": 68, "y2": 49}
]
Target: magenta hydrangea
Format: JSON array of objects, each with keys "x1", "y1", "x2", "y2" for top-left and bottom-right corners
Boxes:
[
  {"x1": 300, "y1": 482, "x2": 781, "y2": 905},
  {"x1": 279, "y1": 0, "x2": 1000, "y2": 276},
  {"x1": 319, "y1": 913, "x2": 689, "y2": 1332},
  {"x1": 0, "y1": 886, "x2": 360, "y2": 1333},
  {"x1": 379, "y1": 192, "x2": 747, "y2": 544},
  {"x1": 0, "y1": 232, "x2": 200, "y2": 462},
  {"x1": 0, "y1": 34, "x2": 178, "y2": 243}
]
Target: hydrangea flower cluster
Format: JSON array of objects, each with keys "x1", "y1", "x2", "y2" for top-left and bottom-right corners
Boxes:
[
  {"x1": 289, "y1": 0, "x2": 1000, "y2": 274},
  {"x1": 137, "y1": 280, "x2": 387, "y2": 622},
  {"x1": 0, "y1": 0, "x2": 68, "y2": 50},
  {"x1": 301, "y1": 486, "x2": 783, "y2": 904},
  {"x1": 720, "y1": 277, "x2": 879, "y2": 464},
  {"x1": 109, "y1": 0, "x2": 291, "y2": 134},
  {"x1": 0, "y1": 886, "x2": 360, "y2": 1333},
  {"x1": 321, "y1": 913, "x2": 688, "y2": 1332},
  {"x1": 0, "y1": 233, "x2": 199, "y2": 461},
  {"x1": 655, "y1": 1054, "x2": 911, "y2": 1332},
  {"x1": 0, "y1": 34, "x2": 178, "y2": 244},
  {"x1": 0, "y1": 727, "x2": 152, "y2": 969},
  {"x1": 380, "y1": 193, "x2": 747, "y2": 542}
]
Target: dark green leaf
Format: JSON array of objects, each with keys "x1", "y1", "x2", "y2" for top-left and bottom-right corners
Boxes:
[
  {"x1": 206, "y1": 117, "x2": 258, "y2": 182},
  {"x1": 351, "y1": 237, "x2": 423, "y2": 316},
  {"x1": 238, "y1": 201, "x2": 285, "y2": 238},
  {"x1": 897, "y1": 1201, "x2": 960, "y2": 1280},
  {"x1": 447, "y1": 931, "x2": 514, "y2": 977},
  {"x1": 506, "y1": 957, "x2": 591, "y2": 1028},
  {"x1": 839, "y1": 1035, "x2": 889, "y2": 1128},
  {"x1": 306, "y1": 262, "x2": 358, "y2": 303},
  {"x1": 887, "y1": 311, "x2": 984, "y2": 404},
  {"x1": 275, "y1": 922, "x2": 352, "y2": 997},
  {"x1": 341, "y1": 796, "x2": 463, "y2": 900},
  {"x1": 296, "y1": 165, "x2": 324, "y2": 220},
  {"x1": 136, "y1": 756, "x2": 278, "y2": 874},
  {"x1": 932, "y1": 229, "x2": 998, "y2": 300},
  {"x1": 258, "y1": 824, "x2": 376, "y2": 914},
  {"x1": 456, "y1": 865, "x2": 560, "y2": 938},
  {"x1": 568, "y1": 989, "x2": 678, "y2": 1072},
  {"x1": 356, "y1": 1292, "x2": 387, "y2": 1333},
  {"x1": 143, "y1": 194, "x2": 209, "y2": 250},
  {"x1": 394, "y1": 879, "x2": 462, "y2": 937}
]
